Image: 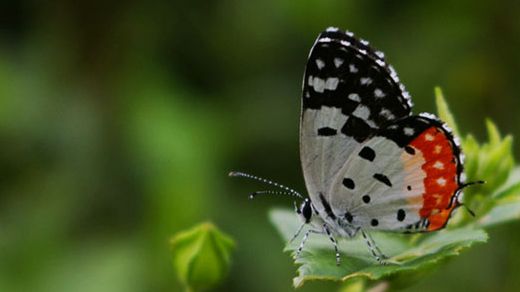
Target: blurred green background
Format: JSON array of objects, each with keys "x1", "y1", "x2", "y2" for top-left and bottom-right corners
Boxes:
[{"x1": 1, "y1": 1, "x2": 519, "y2": 291}]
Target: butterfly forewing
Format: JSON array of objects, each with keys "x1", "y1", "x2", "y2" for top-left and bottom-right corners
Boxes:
[
  {"x1": 328, "y1": 114, "x2": 465, "y2": 232},
  {"x1": 300, "y1": 28, "x2": 412, "y2": 212}
]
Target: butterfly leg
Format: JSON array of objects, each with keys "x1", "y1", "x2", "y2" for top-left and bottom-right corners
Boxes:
[
  {"x1": 289, "y1": 222, "x2": 306, "y2": 243},
  {"x1": 361, "y1": 229, "x2": 387, "y2": 265},
  {"x1": 322, "y1": 224, "x2": 341, "y2": 265},
  {"x1": 295, "y1": 228, "x2": 322, "y2": 259}
]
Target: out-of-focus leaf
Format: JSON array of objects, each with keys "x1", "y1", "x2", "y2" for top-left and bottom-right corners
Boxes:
[
  {"x1": 492, "y1": 167, "x2": 520, "y2": 200},
  {"x1": 462, "y1": 134, "x2": 480, "y2": 181},
  {"x1": 485, "y1": 119, "x2": 501, "y2": 147},
  {"x1": 480, "y1": 134, "x2": 514, "y2": 192},
  {"x1": 477, "y1": 197, "x2": 520, "y2": 228},
  {"x1": 269, "y1": 209, "x2": 487, "y2": 288},
  {"x1": 338, "y1": 279, "x2": 366, "y2": 292},
  {"x1": 170, "y1": 222, "x2": 235, "y2": 291},
  {"x1": 435, "y1": 87, "x2": 460, "y2": 137}
]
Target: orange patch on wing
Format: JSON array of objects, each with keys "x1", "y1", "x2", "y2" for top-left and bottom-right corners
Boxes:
[{"x1": 409, "y1": 126, "x2": 459, "y2": 231}]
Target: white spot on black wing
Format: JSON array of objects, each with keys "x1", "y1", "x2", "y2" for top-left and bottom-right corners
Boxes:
[
  {"x1": 334, "y1": 57, "x2": 344, "y2": 68},
  {"x1": 403, "y1": 127, "x2": 414, "y2": 136},
  {"x1": 352, "y1": 104, "x2": 370, "y2": 120},
  {"x1": 374, "y1": 88, "x2": 385, "y2": 98},
  {"x1": 316, "y1": 58, "x2": 325, "y2": 69},
  {"x1": 312, "y1": 77, "x2": 325, "y2": 93},
  {"x1": 360, "y1": 77, "x2": 373, "y2": 85},
  {"x1": 348, "y1": 93, "x2": 361, "y2": 102},
  {"x1": 325, "y1": 77, "x2": 339, "y2": 91}
]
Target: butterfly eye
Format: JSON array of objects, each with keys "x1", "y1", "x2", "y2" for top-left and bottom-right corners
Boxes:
[{"x1": 302, "y1": 199, "x2": 313, "y2": 223}]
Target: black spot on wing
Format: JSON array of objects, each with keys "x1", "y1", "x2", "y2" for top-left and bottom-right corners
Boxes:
[
  {"x1": 317, "y1": 127, "x2": 337, "y2": 136},
  {"x1": 341, "y1": 116, "x2": 372, "y2": 142},
  {"x1": 358, "y1": 146, "x2": 376, "y2": 161},
  {"x1": 371, "y1": 219, "x2": 379, "y2": 226},
  {"x1": 397, "y1": 209, "x2": 406, "y2": 221},
  {"x1": 342, "y1": 178, "x2": 355, "y2": 189},
  {"x1": 373, "y1": 173, "x2": 392, "y2": 187},
  {"x1": 319, "y1": 193, "x2": 336, "y2": 220},
  {"x1": 362, "y1": 195, "x2": 371, "y2": 203},
  {"x1": 405, "y1": 146, "x2": 416, "y2": 155}
]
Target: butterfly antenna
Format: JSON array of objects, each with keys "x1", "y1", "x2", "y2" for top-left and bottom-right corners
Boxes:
[
  {"x1": 248, "y1": 190, "x2": 296, "y2": 200},
  {"x1": 458, "y1": 203, "x2": 476, "y2": 217},
  {"x1": 229, "y1": 171, "x2": 304, "y2": 199},
  {"x1": 448, "y1": 180, "x2": 486, "y2": 209}
]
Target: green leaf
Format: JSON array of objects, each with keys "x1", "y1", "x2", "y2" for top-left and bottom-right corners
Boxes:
[
  {"x1": 477, "y1": 197, "x2": 520, "y2": 228},
  {"x1": 269, "y1": 209, "x2": 487, "y2": 288},
  {"x1": 170, "y1": 222, "x2": 235, "y2": 291},
  {"x1": 485, "y1": 119, "x2": 501, "y2": 147},
  {"x1": 492, "y1": 167, "x2": 520, "y2": 200},
  {"x1": 461, "y1": 134, "x2": 480, "y2": 180},
  {"x1": 435, "y1": 87, "x2": 460, "y2": 137}
]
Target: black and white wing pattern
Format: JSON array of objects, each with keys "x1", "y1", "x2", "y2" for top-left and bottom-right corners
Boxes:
[
  {"x1": 300, "y1": 27, "x2": 412, "y2": 210},
  {"x1": 326, "y1": 113, "x2": 465, "y2": 232}
]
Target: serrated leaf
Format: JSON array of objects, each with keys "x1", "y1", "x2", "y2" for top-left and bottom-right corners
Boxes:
[{"x1": 269, "y1": 209, "x2": 487, "y2": 288}]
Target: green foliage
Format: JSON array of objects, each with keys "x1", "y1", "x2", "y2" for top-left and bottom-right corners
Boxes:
[
  {"x1": 269, "y1": 88, "x2": 520, "y2": 288},
  {"x1": 270, "y1": 209, "x2": 487, "y2": 288},
  {"x1": 170, "y1": 222, "x2": 235, "y2": 292}
]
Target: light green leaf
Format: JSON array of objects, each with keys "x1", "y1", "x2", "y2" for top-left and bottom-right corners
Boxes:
[
  {"x1": 435, "y1": 87, "x2": 460, "y2": 137},
  {"x1": 485, "y1": 119, "x2": 501, "y2": 147},
  {"x1": 461, "y1": 134, "x2": 480, "y2": 180},
  {"x1": 269, "y1": 209, "x2": 487, "y2": 288},
  {"x1": 477, "y1": 197, "x2": 520, "y2": 228},
  {"x1": 170, "y1": 222, "x2": 235, "y2": 291},
  {"x1": 492, "y1": 167, "x2": 520, "y2": 200}
]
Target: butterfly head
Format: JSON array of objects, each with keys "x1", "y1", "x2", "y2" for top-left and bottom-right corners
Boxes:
[{"x1": 296, "y1": 198, "x2": 313, "y2": 224}]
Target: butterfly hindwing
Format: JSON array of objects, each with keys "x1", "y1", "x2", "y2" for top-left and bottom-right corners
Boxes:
[
  {"x1": 300, "y1": 27, "x2": 412, "y2": 212},
  {"x1": 328, "y1": 114, "x2": 465, "y2": 232}
]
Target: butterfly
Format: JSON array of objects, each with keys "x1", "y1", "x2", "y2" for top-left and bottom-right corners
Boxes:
[{"x1": 230, "y1": 27, "x2": 482, "y2": 265}]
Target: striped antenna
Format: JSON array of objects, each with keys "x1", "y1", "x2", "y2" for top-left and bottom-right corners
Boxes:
[
  {"x1": 448, "y1": 180, "x2": 486, "y2": 210},
  {"x1": 229, "y1": 171, "x2": 304, "y2": 199},
  {"x1": 249, "y1": 190, "x2": 296, "y2": 200}
]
